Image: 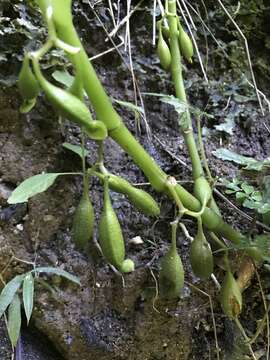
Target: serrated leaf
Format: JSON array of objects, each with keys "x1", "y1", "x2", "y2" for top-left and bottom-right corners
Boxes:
[
  {"x1": 8, "y1": 173, "x2": 64, "y2": 204},
  {"x1": 23, "y1": 273, "x2": 34, "y2": 324},
  {"x1": 7, "y1": 294, "x2": 21, "y2": 348},
  {"x1": 0, "y1": 275, "x2": 24, "y2": 318},
  {"x1": 251, "y1": 191, "x2": 263, "y2": 202},
  {"x1": 235, "y1": 192, "x2": 247, "y2": 202},
  {"x1": 52, "y1": 70, "x2": 74, "y2": 88},
  {"x1": 241, "y1": 183, "x2": 254, "y2": 195},
  {"x1": 32, "y1": 267, "x2": 80, "y2": 285},
  {"x1": 258, "y1": 203, "x2": 270, "y2": 214},
  {"x1": 246, "y1": 160, "x2": 270, "y2": 171},
  {"x1": 62, "y1": 142, "x2": 89, "y2": 159},
  {"x1": 243, "y1": 199, "x2": 260, "y2": 210}
]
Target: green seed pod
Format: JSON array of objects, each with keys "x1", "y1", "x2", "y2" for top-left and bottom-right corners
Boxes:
[
  {"x1": 159, "y1": 223, "x2": 184, "y2": 299},
  {"x1": 178, "y1": 27, "x2": 194, "y2": 63},
  {"x1": 159, "y1": 244, "x2": 184, "y2": 299},
  {"x1": 106, "y1": 174, "x2": 131, "y2": 194},
  {"x1": 220, "y1": 271, "x2": 242, "y2": 319},
  {"x1": 97, "y1": 174, "x2": 160, "y2": 217},
  {"x1": 157, "y1": 26, "x2": 171, "y2": 70},
  {"x1": 32, "y1": 60, "x2": 107, "y2": 140},
  {"x1": 72, "y1": 188, "x2": 94, "y2": 250},
  {"x1": 194, "y1": 176, "x2": 212, "y2": 208},
  {"x1": 18, "y1": 56, "x2": 40, "y2": 100},
  {"x1": 99, "y1": 177, "x2": 134, "y2": 272},
  {"x1": 126, "y1": 187, "x2": 160, "y2": 216},
  {"x1": 190, "y1": 219, "x2": 213, "y2": 279}
]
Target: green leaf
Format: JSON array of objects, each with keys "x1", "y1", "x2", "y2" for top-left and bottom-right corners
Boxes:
[
  {"x1": 52, "y1": 70, "x2": 74, "y2": 88},
  {"x1": 245, "y1": 160, "x2": 270, "y2": 171},
  {"x1": 62, "y1": 142, "x2": 89, "y2": 159},
  {"x1": 8, "y1": 173, "x2": 64, "y2": 204},
  {"x1": 242, "y1": 199, "x2": 260, "y2": 210},
  {"x1": 236, "y1": 191, "x2": 247, "y2": 202},
  {"x1": 143, "y1": 92, "x2": 188, "y2": 114},
  {"x1": 212, "y1": 148, "x2": 269, "y2": 171},
  {"x1": 32, "y1": 267, "x2": 81, "y2": 285},
  {"x1": 213, "y1": 148, "x2": 256, "y2": 166},
  {"x1": 0, "y1": 275, "x2": 24, "y2": 318},
  {"x1": 215, "y1": 116, "x2": 235, "y2": 135},
  {"x1": 112, "y1": 98, "x2": 144, "y2": 116},
  {"x1": 23, "y1": 273, "x2": 34, "y2": 324},
  {"x1": 241, "y1": 182, "x2": 254, "y2": 195},
  {"x1": 251, "y1": 191, "x2": 263, "y2": 202},
  {"x1": 259, "y1": 203, "x2": 270, "y2": 215},
  {"x1": 7, "y1": 294, "x2": 21, "y2": 348}
]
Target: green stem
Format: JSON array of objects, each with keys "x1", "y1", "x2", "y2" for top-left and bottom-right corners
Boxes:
[
  {"x1": 167, "y1": 3, "x2": 203, "y2": 180},
  {"x1": 35, "y1": 0, "x2": 246, "y2": 247},
  {"x1": 196, "y1": 116, "x2": 213, "y2": 183},
  {"x1": 81, "y1": 133, "x2": 87, "y2": 192},
  {"x1": 171, "y1": 219, "x2": 178, "y2": 250}
]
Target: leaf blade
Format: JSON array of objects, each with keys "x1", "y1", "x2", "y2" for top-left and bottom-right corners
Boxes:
[
  {"x1": 23, "y1": 273, "x2": 34, "y2": 324},
  {"x1": 8, "y1": 173, "x2": 63, "y2": 204},
  {"x1": 62, "y1": 142, "x2": 89, "y2": 159},
  {"x1": 0, "y1": 275, "x2": 24, "y2": 318},
  {"x1": 32, "y1": 267, "x2": 81, "y2": 285},
  {"x1": 7, "y1": 294, "x2": 21, "y2": 348}
]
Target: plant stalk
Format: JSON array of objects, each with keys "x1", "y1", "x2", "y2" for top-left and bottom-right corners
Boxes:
[
  {"x1": 36, "y1": 0, "x2": 246, "y2": 247},
  {"x1": 167, "y1": 0, "x2": 203, "y2": 180}
]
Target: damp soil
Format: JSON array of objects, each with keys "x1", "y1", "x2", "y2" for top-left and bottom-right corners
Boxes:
[{"x1": 0, "y1": 1, "x2": 270, "y2": 360}]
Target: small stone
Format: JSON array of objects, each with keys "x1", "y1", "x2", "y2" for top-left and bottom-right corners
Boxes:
[
  {"x1": 16, "y1": 223, "x2": 23, "y2": 231},
  {"x1": 129, "y1": 236, "x2": 144, "y2": 245}
]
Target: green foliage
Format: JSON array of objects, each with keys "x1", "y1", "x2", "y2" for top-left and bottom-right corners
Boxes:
[
  {"x1": 213, "y1": 148, "x2": 270, "y2": 171},
  {"x1": 7, "y1": 294, "x2": 21, "y2": 348},
  {"x1": 222, "y1": 178, "x2": 270, "y2": 215},
  {"x1": 0, "y1": 266, "x2": 80, "y2": 347},
  {"x1": 23, "y1": 273, "x2": 34, "y2": 324},
  {"x1": 62, "y1": 142, "x2": 89, "y2": 159},
  {"x1": 8, "y1": 173, "x2": 64, "y2": 204}
]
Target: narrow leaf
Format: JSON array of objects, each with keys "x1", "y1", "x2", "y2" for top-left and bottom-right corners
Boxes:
[
  {"x1": 32, "y1": 267, "x2": 81, "y2": 285},
  {"x1": 112, "y1": 98, "x2": 144, "y2": 115},
  {"x1": 23, "y1": 273, "x2": 34, "y2": 324},
  {"x1": 62, "y1": 142, "x2": 89, "y2": 159},
  {"x1": 0, "y1": 275, "x2": 24, "y2": 318},
  {"x1": 8, "y1": 173, "x2": 63, "y2": 204},
  {"x1": 7, "y1": 294, "x2": 21, "y2": 348}
]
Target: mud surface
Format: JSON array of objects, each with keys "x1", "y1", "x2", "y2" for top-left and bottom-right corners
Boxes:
[{"x1": 0, "y1": 1, "x2": 270, "y2": 360}]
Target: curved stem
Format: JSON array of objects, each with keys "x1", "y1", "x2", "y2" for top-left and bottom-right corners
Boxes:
[
  {"x1": 34, "y1": 0, "x2": 247, "y2": 248},
  {"x1": 167, "y1": 3, "x2": 203, "y2": 180}
]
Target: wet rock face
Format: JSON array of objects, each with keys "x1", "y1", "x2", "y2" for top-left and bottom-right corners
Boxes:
[{"x1": 0, "y1": 1, "x2": 270, "y2": 359}]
